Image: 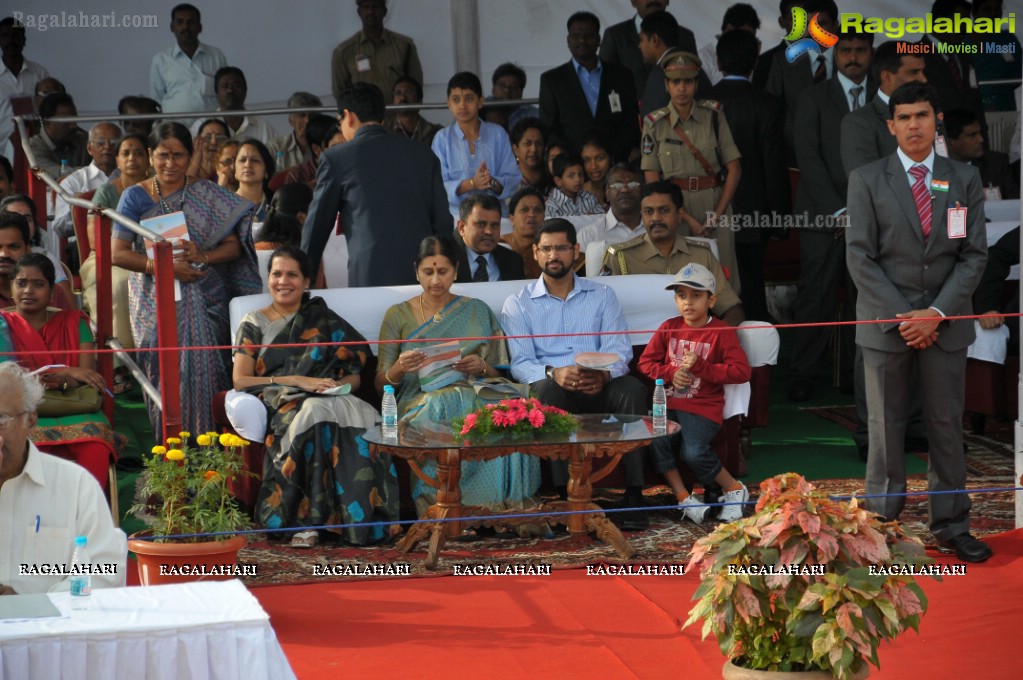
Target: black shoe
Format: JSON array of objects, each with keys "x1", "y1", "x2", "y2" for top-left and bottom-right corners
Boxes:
[
  {"x1": 787, "y1": 380, "x2": 812, "y2": 402},
  {"x1": 703, "y1": 484, "x2": 723, "y2": 521},
  {"x1": 615, "y1": 488, "x2": 650, "y2": 531},
  {"x1": 935, "y1": 533, "x2": 993, "y2": 563}
]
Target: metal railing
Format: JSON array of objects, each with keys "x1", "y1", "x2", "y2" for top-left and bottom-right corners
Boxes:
[{"x1": 13, "y1": 115, "x2": 182, "y2": 440}]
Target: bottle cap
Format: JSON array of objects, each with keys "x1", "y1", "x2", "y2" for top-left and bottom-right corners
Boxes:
[
  {"x1": 75, "y1": 536, "x2": 87, "y2": 546},
  {"x1": 384, "y1": 385, "x2": 394, "y2": 394},
  {"x1": 655, "y1": 378, "x2": 664, "y2": 385}
]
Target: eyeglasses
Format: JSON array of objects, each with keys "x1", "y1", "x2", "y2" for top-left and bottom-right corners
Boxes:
[
  {"x1": 608, "y1": 181, "x2": 641, "y2": 191},
  {"x1": 89, "y1": 138, "x2": 118, "y2": 147},
  {"x1": 0, "y1": 411, "x2": 27, "y2": 430},
  {"x1": 536, "y1": 244, "x2": 575, "y2": 254},
  {"x1": 201, "y1": 134, "x2": 228, "y2": 143}
]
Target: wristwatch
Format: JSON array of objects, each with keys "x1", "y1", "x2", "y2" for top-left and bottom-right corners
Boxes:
[{"x1": 545, "y1": 365, "x2": 555, "y2": 381}]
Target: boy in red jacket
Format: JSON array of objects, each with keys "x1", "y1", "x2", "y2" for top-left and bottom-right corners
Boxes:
[{"x1": 638, "y1": 263, "x2": 751, "y2": 523}]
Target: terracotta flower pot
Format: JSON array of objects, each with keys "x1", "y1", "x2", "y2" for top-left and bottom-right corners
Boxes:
[
  {"x1": 128, "y1": 533, "x2": 248, "y2": 586},
  {"x1": 722, "y1": 660, "x2": 869, "y2": 679}
]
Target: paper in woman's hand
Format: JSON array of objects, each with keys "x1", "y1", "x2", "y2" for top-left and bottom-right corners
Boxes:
[
  {"x1": 418, "y1": 340, "x2": 463, "y2": 392},
  {"x1": 319, "y1": 384, "x2": 352, "y2": 396}
]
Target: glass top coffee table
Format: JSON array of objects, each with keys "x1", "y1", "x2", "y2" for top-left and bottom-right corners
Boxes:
[{"x1": 364, "y1": 414, "x2": 679, "y2": 569}]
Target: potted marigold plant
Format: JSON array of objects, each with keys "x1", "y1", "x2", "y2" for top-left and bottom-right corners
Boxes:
[
  {"x1": 127, "y1": 431, "x2": 256, "y2": 585},
  {"x1": 684, "y1": 473, "x2": 938, "y2": 680},
  {"x1": 452, "y1": 397, "x2": 577, "y2": 441}
]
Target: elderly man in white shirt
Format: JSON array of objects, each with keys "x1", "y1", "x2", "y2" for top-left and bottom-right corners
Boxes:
[
  {"x1": 268, "y1": 91, "x2": 323, "y2": 171},
  {"x1": 149, "y1": 4, "x2": 227, "y2": 118},
  {"x1": 51, "y1": 122, "x2": 122, "y2": 238},
  {"x1": 575, "y1": 164, "x2": 646, "y2": 260},
  {"x1": 0, "y1": 362, "x2": 127, "y2": 595}
]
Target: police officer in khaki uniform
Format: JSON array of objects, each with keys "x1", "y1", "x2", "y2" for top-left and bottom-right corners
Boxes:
[
  {"x1": 641, "y1": 50, "x2": 742, "y2": 294},
  {"x1": 602, "y1": 181, "x2": 744, "y2": 326}
]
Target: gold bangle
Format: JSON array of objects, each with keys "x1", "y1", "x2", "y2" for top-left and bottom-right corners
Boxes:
[
  {"x1": 269, "y1": 376, "x2": 276, "y2": 385},
  {"x1": 385, "y1": 366, "x2": 401, "y2": 385},
  {"x1": 470, "y1": 178, "x2": 476, "y2": 189},
  {"x1": 202, "y1": 251, "x2": 210, "y2": 266},
  {"x1": 479, "y1": 360, "x2": 488, "y2": 377},
  {"x1": 145, "y1": 258, "x2": 154, "y2": 276}
]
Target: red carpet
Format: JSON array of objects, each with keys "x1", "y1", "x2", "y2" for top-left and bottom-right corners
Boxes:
[{"x1": 254, "y1": 529, "x2": 1023, "y2": 680}]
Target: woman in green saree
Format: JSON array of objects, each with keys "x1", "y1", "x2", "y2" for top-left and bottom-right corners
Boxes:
[
  {"x1": 375, "y1": 236, "x2": 541, "y2": 520},
  {"x1": 233, "y1": 245, "x2": 398, "y2": 548}
]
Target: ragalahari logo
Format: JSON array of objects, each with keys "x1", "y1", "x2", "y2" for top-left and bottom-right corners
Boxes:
[{"x1": 784, "y1": 7, "x2": 839, "y2": 63}]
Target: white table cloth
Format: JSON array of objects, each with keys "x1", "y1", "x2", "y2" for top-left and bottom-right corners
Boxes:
[{"x1": 0, "y1": 580, "x2": 295, "y2": 680}]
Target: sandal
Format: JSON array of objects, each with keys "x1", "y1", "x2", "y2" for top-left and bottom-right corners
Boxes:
[{"x1": 290, "y1": 530, "x2": 319, "y2": 548}]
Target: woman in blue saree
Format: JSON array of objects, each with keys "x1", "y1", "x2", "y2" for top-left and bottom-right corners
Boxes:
[
  {"x1": 375, "y1": 236, "x2": 541, "y2": 523},
  {"x1": 112, "y1": 122, "x2": 262, "y2": 436}
]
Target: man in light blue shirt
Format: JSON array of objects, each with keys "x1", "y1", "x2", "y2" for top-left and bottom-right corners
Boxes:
[
  {"x1": 502, "y1": 218, "x2": 650, "y2": 530},
  {"x1": 149, "y1": 4, "x2": 227, "y2": 118}
]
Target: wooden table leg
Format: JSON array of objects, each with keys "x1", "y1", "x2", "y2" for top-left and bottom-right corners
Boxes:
[
  {"x1": 436, "y1": 448, "x2": 462, "y2": 540},
  {"x1": 566, "y1": 445, "x2": 594, "y2": 535}
]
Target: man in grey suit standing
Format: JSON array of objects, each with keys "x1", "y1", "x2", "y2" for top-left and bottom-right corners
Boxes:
[
  {"x1": 840, "y1": 41, "x2": 926, "y2": 176},
  {"x1": 846, "y1": 82, "x2": 991, "y2": 563},
  {"x1": 301, "y1": 83, "x2": 452, "y2": 287}
]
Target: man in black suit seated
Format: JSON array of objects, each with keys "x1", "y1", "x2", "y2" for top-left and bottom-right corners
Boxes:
[
  {"x1": 599, "y1": 0, "x2": 699, "y2": 96},
  {"x1": 454, "y1": 193, "x2": 526, "y2": 283},
  {"x1": 540, "y1": 11, "x2": 640, "y2": 165},
  {"x1": 706, "y1": 29, "x2": 789, "y2": 324},
  {"x1": 945, "y1": 108, "x2": 1019, "y2": 200}
]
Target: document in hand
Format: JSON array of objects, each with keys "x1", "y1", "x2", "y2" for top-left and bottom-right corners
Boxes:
[
  {"x1": 140, "y1": 210, "x2": 191, "y2": 301},
  {"x1": 418, "y1": 341, "x2": 463, "y2": 392}
]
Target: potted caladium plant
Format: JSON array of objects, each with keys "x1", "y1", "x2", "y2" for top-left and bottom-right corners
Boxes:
[{"x1": 685, "y1": 473, "x2": 940, "y2": 679}]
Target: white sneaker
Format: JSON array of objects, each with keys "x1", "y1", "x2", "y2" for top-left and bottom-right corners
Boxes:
[
  {"x1": 679, "y1": 495, "x2": 708, "y2": 523},
  {"x1": 718, "y1": 483, "x2": 750, "y2": 522}
]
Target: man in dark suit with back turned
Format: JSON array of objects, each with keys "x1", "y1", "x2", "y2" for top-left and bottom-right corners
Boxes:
[
  {"x1": 787, "y1": 29, "x2": 875, "y2": 402},
  {"x1": 301, "y1": 83, "x2": 452, "y2": 287},
  {"x1": 599, "y1": 0, "x2": 699, "y2": 96},
  {"x1": 453, "y1": 193, "x2": 526, "y2": 283},
  {"x1": 846, "y1": 82, "x2": 991, "y2": 563},
  {"x1": 706, "y1": 29, "x2": 789, "y2": 323},
  {"x1": 540, "y1": 12, "x2": 640, "y2": 164}
]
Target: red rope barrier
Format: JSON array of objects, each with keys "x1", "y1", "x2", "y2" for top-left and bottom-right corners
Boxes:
[{"x1": 2, "y1": 312, "x2": 1018, "y2": 357}]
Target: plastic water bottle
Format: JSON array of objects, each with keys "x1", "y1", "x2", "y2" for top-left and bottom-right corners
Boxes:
[
  {"x1": 652, "y1": 379, "x2": 667, "y2": 434},
  {"x1": 58, "y1": 159, "x2": 71, "y2": 179},
  {"x1": 381, "y1": 385, "x2": 398, "y2": 438},
  {"x1": 274, "y1": 150, "x2": 285, "y2": 172},
  {"x1": 69, "y1": 535, "x2": 92, "y2": 610}
]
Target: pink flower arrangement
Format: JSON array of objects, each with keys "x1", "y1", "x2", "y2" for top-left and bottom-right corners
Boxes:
[{"x1": 453, "y1": 397, "x2": 577, "y2": 441}]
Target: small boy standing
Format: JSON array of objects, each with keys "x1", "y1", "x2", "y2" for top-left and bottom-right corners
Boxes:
[
  {"x1": 638, "y1": 263, "x2": 751, "y2": 522},
  {"x1": 432, "y1": 71, "x2": 522, "y2": 219},
  {"x1": 544, "y1": 153, "x2": 604, "y2": 218}
]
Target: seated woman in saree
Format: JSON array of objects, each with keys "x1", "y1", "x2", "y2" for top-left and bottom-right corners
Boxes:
[
  {"x1": 0, "y1": 253, "x2": 122, "y2": 492},
  {"x1": 112, "y1": 122, "x2": 262, "y2": 437},
  {"x1": 233, "y1": 245, "x2": 399, "y2": 549},
  {"x1": 375, "y1": 236, "x2": 543, "y2": 528}
]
